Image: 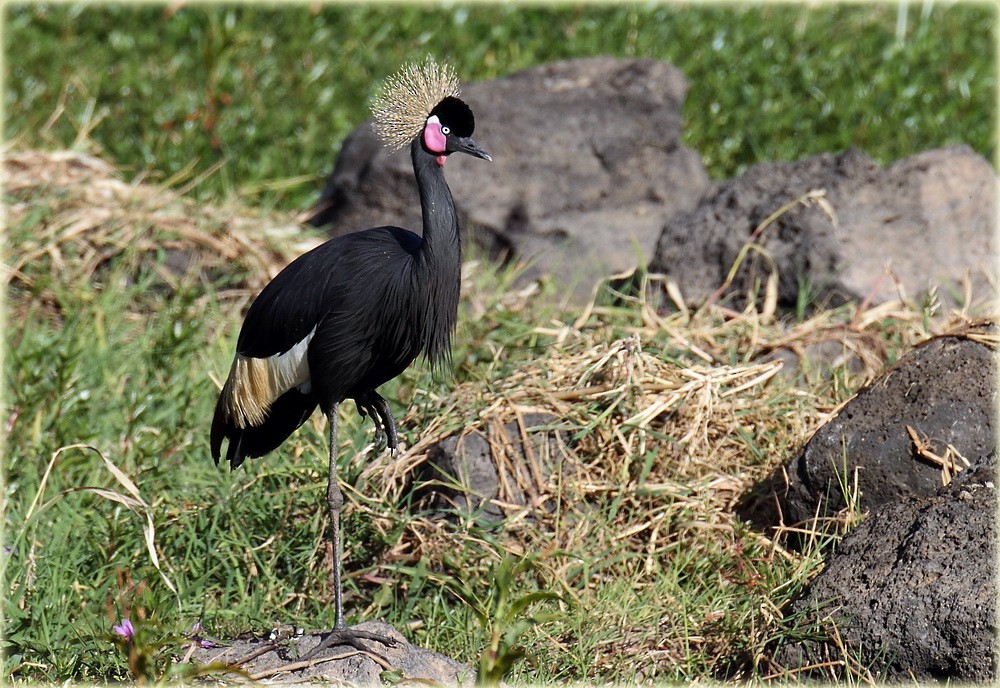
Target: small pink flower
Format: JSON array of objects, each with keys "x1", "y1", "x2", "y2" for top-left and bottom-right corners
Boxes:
[
  {"x1": 189, "y1": 620, "x2": 217, "y2": 649},
  {"x1": 112, "y1": 618, "x2": 135, "y2": 641}
]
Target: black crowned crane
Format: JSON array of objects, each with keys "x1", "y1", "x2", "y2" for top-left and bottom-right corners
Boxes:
[{"x1": 210, "y1": 59, "x2": 491, "y2": 652}]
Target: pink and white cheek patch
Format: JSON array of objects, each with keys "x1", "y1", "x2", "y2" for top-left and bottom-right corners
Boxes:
[{"x1": 423, "y1": 115, "x2": 448, "y2": 166}]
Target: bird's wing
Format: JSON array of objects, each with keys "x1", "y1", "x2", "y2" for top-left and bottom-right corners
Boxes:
[
  {"x1": 212, "y1": 227, "x2": 424, "y2": 465},
  {"x1": 219, "y1": 228, "x2": 421, "y2": 427},
  {"x1": 235, "y1": 227, "x2": 422, "y2": 358},
  {"x1": 235, "y1": 242, "x2": 344, "y2": 359}
]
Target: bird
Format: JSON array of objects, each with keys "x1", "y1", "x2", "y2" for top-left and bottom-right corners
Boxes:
[{"x1": 210, "y1": 58, "x2": 491, "y2": 653}]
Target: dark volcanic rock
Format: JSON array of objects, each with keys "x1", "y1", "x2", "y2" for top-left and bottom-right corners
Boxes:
[
  {"x1": 185, "y1": 621, "x2": 473, "y2": 685},
  {"x1": 738, "y1": 325, "x2": 1000, "y2": 538},
  {"x1": 649, "y1": 146, "x2": 997, "y2": 310},
  {"x1": 771, "y1": 451, "x2": 998, "y2": 682},
  {"x1": 310, "y1": 57, "x2": 711, "y2": 301},
  {"x1": 417, "y1": 411, "x2": 568, "y2": 520}
]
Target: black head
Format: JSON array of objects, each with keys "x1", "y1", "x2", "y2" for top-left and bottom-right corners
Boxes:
[
  {"x1": 422, "y1": 96, "x2": 491, "y2": 164},
  {"x1": 430, "y1": 97, "x2": 475, "y2": 138}
]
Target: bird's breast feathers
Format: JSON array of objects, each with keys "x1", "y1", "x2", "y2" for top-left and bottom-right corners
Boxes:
[{"x1": 220, "y1": 328, "x2": 314, "y2": 428}]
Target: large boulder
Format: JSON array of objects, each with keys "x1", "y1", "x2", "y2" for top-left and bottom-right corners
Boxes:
[
  {"x1": 770, "y1": 451, "x2": 997, "y2": 682},
  {"x1": 737, "y1": 324, "x2": 999, "y2": 540},
  {"x1": 649, "y1": 146, "x2": 997, "y2": 310},
  {"x1": 309, "y1": 57, "x2": 711, "y2": 301}
]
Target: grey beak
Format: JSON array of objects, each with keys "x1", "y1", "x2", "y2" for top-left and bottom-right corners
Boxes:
[{"x1": 457, "y1": 137, "x2": 492, "y2": 162}]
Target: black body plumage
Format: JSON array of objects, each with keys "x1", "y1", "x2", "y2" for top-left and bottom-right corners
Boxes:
[{"x1": 210, "y1": 138, "x2": 464, "y2": 468}]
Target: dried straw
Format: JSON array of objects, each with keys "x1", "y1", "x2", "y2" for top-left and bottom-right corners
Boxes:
[{"x1": 5, "y1": 148, "x2": 321, "y2": 322}]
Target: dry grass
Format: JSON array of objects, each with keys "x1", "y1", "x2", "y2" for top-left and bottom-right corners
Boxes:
[
  {"x1": 4, "y1": 148, "x2": 321, "y2": 327},
  {"x1": 369, "y1": 271, "x2": 989, "y2": 517},
  {"x1": 353, "y1": 265, "x2": 993, "y2": 678}
]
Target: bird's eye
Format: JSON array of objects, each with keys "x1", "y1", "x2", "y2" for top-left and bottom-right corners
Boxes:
[{"x1": 441, "y1": 126, "x2": 451, "y2": 135}]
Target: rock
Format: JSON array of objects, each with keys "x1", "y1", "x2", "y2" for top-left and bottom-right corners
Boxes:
[
  {"x1": 770, "y1": 451, "x2": 997, "y2": 682},
  {"x1": 184, "y1": 621, "x2": 473, "y2": 685},
  {"x1": 416, "y1": 411, "x2": 568, "y2": 520},
  {"x1": 737, "y1": 324, "x2": 999, "y2": 541},
  {"x1": 309, "y1": 58, "x2": 711, "y2": 302},
  {"x1": 760, "y1": 336, "x2": 871, "y2": 384},
  {"x1": 649, "y1": 146, "x2": 997, "y2": 310}
]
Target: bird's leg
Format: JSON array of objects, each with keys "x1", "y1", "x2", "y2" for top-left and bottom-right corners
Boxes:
[
  {"x1": 304, "y1": 406, "x2": 398, "y2": 661},
  {"x1": 325, "y1": 407, "x2": 348, "y2": 632}
]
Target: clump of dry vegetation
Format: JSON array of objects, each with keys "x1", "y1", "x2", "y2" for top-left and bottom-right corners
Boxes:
[{"x1": 4, "y1": 148, "x2": 320, "y2": 326}]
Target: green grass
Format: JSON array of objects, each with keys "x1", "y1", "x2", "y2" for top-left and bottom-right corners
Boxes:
[
  {"x1": 6, "y1": 3, "x2": 995, "y2": 211},
  {"x1": 3, "y1": 3, "x2": 997, "y2": 684}
]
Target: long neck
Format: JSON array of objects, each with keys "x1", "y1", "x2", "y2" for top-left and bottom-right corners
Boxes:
[
  {"x1": 411, "y1": 138, "x2": 461, "y2": 261},
  {"x1": 409, "y1": 137, "x2": 461, "y2": 365}
]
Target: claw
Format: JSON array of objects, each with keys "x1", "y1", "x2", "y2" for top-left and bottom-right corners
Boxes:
[
  {"x1": 359, "y1": 403, "x2": 385, "y2": 447},
  {"x1": 355, "y1": 393, "x2": 399, "y2": 454},
  {"x1": 302, "y1": 627, "x2": 398, "y2": 662}
]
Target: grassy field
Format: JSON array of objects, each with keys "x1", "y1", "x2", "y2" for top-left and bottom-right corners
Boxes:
[{"x1": 3, "y1": 2, "x2": 997, "y2": 684}]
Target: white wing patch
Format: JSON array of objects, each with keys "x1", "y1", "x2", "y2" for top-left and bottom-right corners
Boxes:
[{"x1": 221, "y1": 328, "x2": 314, "y2": 428}]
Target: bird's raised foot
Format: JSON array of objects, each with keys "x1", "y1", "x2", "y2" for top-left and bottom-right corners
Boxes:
[
  {"x1": 301, "y1": 626, "x2": 399, "y2": 663},
  {"x1": 356, "y1": 397, "x2": 399, "y2": 453},
  {"x1": 357, "y1": 403, "x2": 388, "y2": 449},
  {"x1": 382, "y1": 414, "x2": 399, "y2": 452}
]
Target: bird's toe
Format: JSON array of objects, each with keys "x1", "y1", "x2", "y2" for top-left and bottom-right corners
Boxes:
[{"x1": 302, "y1": 627, "x2": 399, "y2": 662}]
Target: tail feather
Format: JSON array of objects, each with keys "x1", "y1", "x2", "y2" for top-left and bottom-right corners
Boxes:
[{"x1": 211, "y1": 387, "x2": 318, "y2": 469}]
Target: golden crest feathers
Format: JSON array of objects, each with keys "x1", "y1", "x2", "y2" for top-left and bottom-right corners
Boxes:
[{"x1": 371, "y1": 57, "x2": 461, "y2": 152}]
